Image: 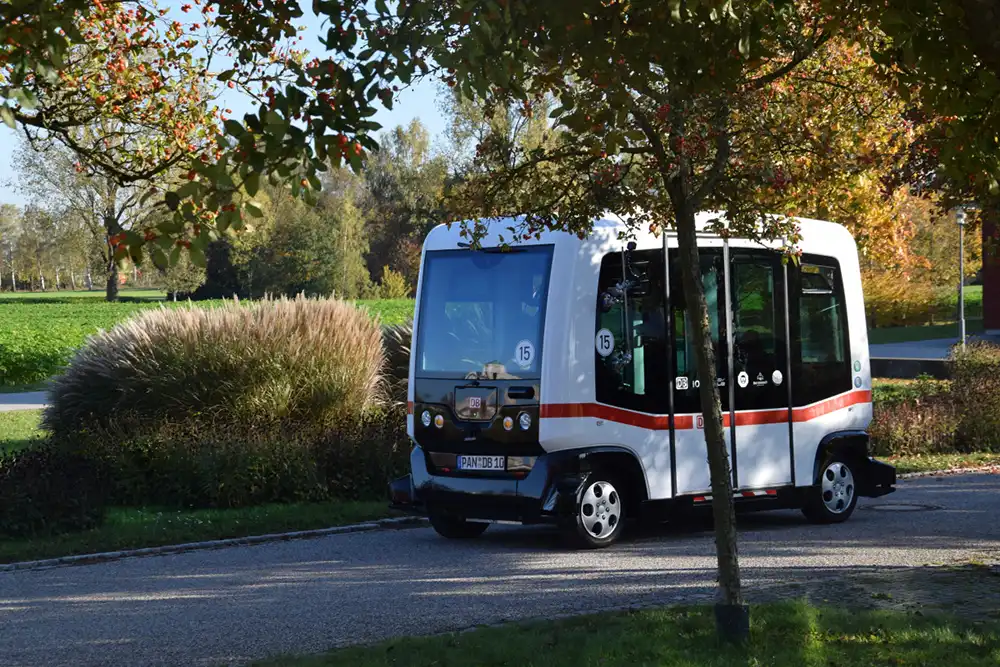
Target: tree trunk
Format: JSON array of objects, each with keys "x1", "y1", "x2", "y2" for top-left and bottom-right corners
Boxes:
[
  {"x1": 70, "y1": 271, "x2": 77, "y2": 291},
  {"x1": 106, "y1": 262, "x2": 119, "y2": 302},
  {"x1": 674, "y1": 203, "x2": 747, "y2": 640},
  {"x1": 85, "y1": 267, "x2": 93, "y2": 290}
]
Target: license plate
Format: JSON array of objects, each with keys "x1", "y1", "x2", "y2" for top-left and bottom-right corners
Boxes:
[{"x1": 457, "y1": 455, "x2": 505, "y2": 471}]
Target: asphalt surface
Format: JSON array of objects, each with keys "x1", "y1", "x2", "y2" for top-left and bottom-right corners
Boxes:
[{"x1": 2, "y1": 473, "x2": 999, "y2": 667}]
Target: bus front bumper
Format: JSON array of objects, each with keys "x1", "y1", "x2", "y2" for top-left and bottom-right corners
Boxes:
[{"x1": 388, "y1": 444, "x2": 585, "y2": 524}]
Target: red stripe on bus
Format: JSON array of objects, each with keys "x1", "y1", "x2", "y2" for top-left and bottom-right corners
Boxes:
[
  {"x1": 539, "y1": 403, "x2": 694, "y2": 430},
  {"x1": 540, "y1": 389, "x2": 870, "y2": 430}
]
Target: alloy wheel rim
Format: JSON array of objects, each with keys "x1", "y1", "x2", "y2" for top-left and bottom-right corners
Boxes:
[
  {"x1": 580, "y1": 481, "x2": 621, "y2": 539},
  {"x1": 821, "y1": 462, "x2": 855, "y2": 514}
]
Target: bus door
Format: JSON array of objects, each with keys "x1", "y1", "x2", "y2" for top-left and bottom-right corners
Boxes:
[
  {"x1": 668, "y1": 247, "x2": 732, "y2": 495},
  {"x1": 668, "y1": 246, "x2": 793, "y2": 495},
  {"x1": 727, "y1": 249, "x2": 793, "y2": 490}
]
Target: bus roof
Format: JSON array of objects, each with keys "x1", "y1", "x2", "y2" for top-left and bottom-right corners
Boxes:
[{"x1": 422, "y1": 211, "x2": 855, "y2": 255}]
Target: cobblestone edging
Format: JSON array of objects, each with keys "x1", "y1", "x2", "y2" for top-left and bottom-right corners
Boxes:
[{"x1": 0, "y1": 516, "x2": 428, "y2": 573}]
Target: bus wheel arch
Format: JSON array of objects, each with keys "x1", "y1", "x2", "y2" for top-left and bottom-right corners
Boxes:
[
  {"x1": 554, "y1": 447, "x2": 648, "y2": 548},
  {"x1": 804, "y1": 432, "x2": 869, "y2": 523}
]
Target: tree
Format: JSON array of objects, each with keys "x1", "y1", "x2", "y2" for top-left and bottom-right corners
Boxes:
[
  {"x1": 15, "y1": 139, "x2": 166, "y2": 300},
  {"x1": 357, "y1": 119, "x2": 449, "y2": 285},
  {"x1": 868, "y1": 1, "x2": 1000, "y2": 209},
  {"x1": 2, "y1": 0, "x2": 296, "y2": 271},
  {"x1": 414, "y1": 1, "x2": 926, "y2": 642}
]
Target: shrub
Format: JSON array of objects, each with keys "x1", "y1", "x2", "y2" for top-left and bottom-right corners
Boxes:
[
  {"x1": 869, "y1": 392, "x2": 960, "y2": 457},
  {"x1": 61, "y1": 406, "x2": 410, "y2": 509},
  {"x1": 42, "y1": 294, "x2": 386, "y2": 437},
  {"x1": 376, "y1": 266, "x2": 412, "y2": 299},
  {"x1": 0, "y1": 443, "x2": 108, "y2": 537},
  {"x1": 949, "y1": 341, "x2": 1000, "y2": 451}
]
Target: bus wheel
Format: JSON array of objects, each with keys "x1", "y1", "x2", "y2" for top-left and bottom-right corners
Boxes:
[
  {"x1": 563, "y1": 474, "x2": 625, "y2": 548},
  {"x1": 428, "y1": 509, "x2": 490, "y2": 539},
  {"x1": 803, "y1": 455, "x2": 858, "y2": 524}
]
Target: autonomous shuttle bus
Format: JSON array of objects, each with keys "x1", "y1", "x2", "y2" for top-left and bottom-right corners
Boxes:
[{"x1": 389, "y1": 212, "x2": 896, "y2": 548}]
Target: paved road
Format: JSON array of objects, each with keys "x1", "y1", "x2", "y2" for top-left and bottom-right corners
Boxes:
[
  {"x1": 0, "y1": 392, "x2": 47, "y2": 412},
  {"x1": 2, "y1": 473, "x2": 999, "y2": 667},
  {"x1": 869, "y1": 332, "x2": 1000, "y2": 360}
]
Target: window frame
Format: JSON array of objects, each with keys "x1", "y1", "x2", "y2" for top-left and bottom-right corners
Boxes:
[
  {"x1": 790, "y1": 254, "x2": 853, "y2": 407},
  {"x1": 413, "y1": 244, "x2": 555, "y2": 380},
  {"x1": 594, "y1": 248, "x2": 670, "y2": 415}
]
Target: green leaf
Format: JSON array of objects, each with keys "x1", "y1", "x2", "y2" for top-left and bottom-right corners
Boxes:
[
  {"x1": 165, "y1": 192, "x2": 181, "y2": 211},
  {"x1": 224, "y1": 120, "x2": 245, "y2": 137},
  {"x1": 0, "y1": 105, "x2": 14, "y2": 130},
  {"x1": 244, "y1": 170, "x2": 261, "y2": 197},
  {"x1": 151, "y1": 246, "x2": 169, "y2": 271},
  {"x1": 245, "y1": 201, "x2": 264, "y2": 218},
  {"x1": 669, "y1": 0, "x2": 682, "y2": 21},
  {"x1": 218, "y1": 69, "x2": 236, "y2": 82},
  {"x1": 739, "y1": 33, "x2": 750, "y2": 58}
]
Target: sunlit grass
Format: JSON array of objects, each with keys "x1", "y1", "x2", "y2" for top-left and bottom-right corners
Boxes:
[{"x1": 256, "y1": 600, "x2": 1000, "y2": 666}]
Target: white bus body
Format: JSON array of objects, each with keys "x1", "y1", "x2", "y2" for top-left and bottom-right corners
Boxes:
[{"x1": 389, "y1": 212, "x2": 896, "y2": 547}]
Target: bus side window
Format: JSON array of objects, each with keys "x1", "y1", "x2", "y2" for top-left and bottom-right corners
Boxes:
[
  {"x1": 594, "y1": 250, "x2": 669, "y2": 414},
  {"x1": 794, "y1": 261, "x2": 851, "y2": 405}
]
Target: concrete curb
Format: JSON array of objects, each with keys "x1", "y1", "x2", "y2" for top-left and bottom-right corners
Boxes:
[{"x1": 0, "y1": 515, "x2": 429, "y2": 573}]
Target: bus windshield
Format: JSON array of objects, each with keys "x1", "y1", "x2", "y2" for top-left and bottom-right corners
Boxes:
[{"x1": 414, "y1": 245, "x2": 554, "y2": 379}]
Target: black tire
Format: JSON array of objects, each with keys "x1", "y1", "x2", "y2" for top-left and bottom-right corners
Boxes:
[
  {"x1": 802, "y1": 452, "x2": 859, "y2": 524},
  {"x1": 561, "y1": 472, "x2": 626, "y2": 549},
  {"x1": 428, "y1": 509, "x2": 490, "y2": 539}
]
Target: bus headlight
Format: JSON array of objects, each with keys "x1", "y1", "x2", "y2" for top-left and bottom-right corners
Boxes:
[
  {"x1": 434, "y1": 414, "x2": 445, "y2": 429},
  {"x1": 518, "y1": 412, "x2": 531, "y2": 430},
  {"x1": 503, "y1": 416, "x2": 514, "y2": 431},
  {"x1": 421, "y1": 410, "x2": 432, "y2": 428}
]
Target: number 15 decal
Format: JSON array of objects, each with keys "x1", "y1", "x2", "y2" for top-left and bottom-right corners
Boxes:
[
  {"x1": 515, "y1": 340, "x2": 535, "y2": 368},
  {"x1": 595, "y1": 328, "x2": 615, "y2": 357}
]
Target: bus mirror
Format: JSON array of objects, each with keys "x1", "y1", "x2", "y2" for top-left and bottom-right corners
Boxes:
[{"x1": 598, "y1": 290, "x2": 616, "y2": 313}]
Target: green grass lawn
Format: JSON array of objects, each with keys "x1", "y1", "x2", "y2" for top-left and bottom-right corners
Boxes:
[
  {"x1": 868, "y1": 317, "x2": 986, "y2": 345},
  {"x1": 889, "y1": 452, "x2": 1000, "y2": 474},
  {"x1": 0, "y1": 409, "x2": 44, "y2": 453},
  {"x1": 0, "y1": 501, "x2": 401, "y2": 565},
  {"x1": 0, "y1": 288, "x2": 167, "y2": 302},
  {"x1": 254, "y1": 600, "x2": 1000, "y2": 667}
]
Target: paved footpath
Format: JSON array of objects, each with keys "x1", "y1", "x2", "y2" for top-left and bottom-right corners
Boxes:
[
  {"x1": 0, "y1": 392, "x2": 47, "y2": 412},
  {"x1": 2, "y1": 473, "x2": 1000, "y2": 667}
]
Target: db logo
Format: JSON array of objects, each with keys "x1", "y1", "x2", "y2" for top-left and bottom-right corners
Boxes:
[{"x1": 696, "y1": 415, "x2": 704, "y2": 429}]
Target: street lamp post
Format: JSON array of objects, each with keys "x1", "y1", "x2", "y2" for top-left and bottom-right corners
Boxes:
[{"x1": 957, "y1": 207, "x2": 966, "y2": 350}]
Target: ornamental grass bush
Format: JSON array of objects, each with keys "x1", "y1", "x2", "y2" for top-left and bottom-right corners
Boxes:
[
  {"x1": 37, "y1": 294, "x2": 412, "y2": 510},
  {"x1": 381, "y1": 318, "x2": 412, "y2": 407},
  {"x1": 43, "y1": 294, "x2": 386, "y2": 436}
]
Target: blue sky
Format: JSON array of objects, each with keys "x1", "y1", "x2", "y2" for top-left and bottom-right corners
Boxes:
[{"x1": 0, "y1": 0, "x2": 445, "y2": 207}]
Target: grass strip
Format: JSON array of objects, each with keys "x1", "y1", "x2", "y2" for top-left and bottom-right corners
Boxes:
[
  {"x1": 0, "y1": 409, "x2": 44, "y2": 453},
  {"x1": 0, "y1": 501, "x2": 400, "y2": 565},
  {"x1": 889, "y1": 452, "x2": 1000, "y2": 475},
  {"x1": 255, "y1": 599, "x2": 1000, "y2": 667}
]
